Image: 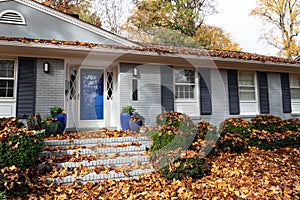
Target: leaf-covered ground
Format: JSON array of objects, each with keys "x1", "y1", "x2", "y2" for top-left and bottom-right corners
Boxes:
[{"x1": 25, "y1": 147, "x2": 300, "y2": 200}]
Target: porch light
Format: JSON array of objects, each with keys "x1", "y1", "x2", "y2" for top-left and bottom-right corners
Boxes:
[
  {"x1": 43, "y1": 62, "x2": 50, "y2": 73},
  {"x1": 133, "y1": 67, "x2": 138, "y2": 77}
]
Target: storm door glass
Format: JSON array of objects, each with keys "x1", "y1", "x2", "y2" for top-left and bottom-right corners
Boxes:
[{"x1": 80, "y1": 69, "x2": 104, "y2": 120}]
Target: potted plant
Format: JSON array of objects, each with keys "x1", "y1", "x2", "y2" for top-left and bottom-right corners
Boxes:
[
  {"x1": 129, "y1": 112, "x2": 144, "y2": 132},
  {"x1": 50, "y1": 106, "x2": 67, "y2": 133},
  {"x1": 120, "y1": 105, "x2": 135, "y2": 130}
]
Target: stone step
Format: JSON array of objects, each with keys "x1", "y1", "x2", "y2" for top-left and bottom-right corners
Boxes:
[
  {"x1": 43, "y1": 136, "x2": 152, "y2": 147},
  {"x1": 40, "y1": 145, "x2": 148, "y2": 157},
  {"x1": 45, "y1": 168, "x2": 155, "y2": 185}
]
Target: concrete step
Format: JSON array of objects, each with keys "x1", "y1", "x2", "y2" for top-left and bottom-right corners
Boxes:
[
  {"x1": 45, "y1": 168, "x2": 155, "y2": 185},
  {"x1": 40, "y1": 145, "x2": 148, "y2": 157},
  {"x1": 43, "y1": 136, "x2": 152, "y2": 147},
  {"x1": 39, "y1": 134, "x2": 155, "y2": 185}
]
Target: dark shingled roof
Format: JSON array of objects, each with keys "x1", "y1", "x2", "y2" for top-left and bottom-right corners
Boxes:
[{"x1": 0, "y1": 36, "x2": 299, "y2": 65}]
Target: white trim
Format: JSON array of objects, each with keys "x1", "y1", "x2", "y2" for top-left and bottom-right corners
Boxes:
[
  {"x1": 13, "y1": 0, "x2": 137, "y2": 46},
  {"x1": 77, "y1": 67, "x2": 106, "y2": 129},
  {"x1": 238, "y1": 71, "x2": 259, "y2": 115},
  {"x1": 290, "y1": 73, "x2": 300, "y2": 114},
  {"x1": 0, "y1": 58, "x2": 17, "y2": 117}
]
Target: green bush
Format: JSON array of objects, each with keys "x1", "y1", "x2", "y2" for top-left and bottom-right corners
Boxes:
[
  {"x1": 0, "y1": 118, "x2": 43, "y2": 198},
  {"x1": 220, "y1": 118, "x2": 253, "y2": 139},
  {"x1": 251, "y1": 114, "x2": 283, "y2": 132},
  {"x1": 282, "y1": 118, "x2": 300, "y2": 132},
  {"x1": 189, "y1": 121, "x2": 219, "y2": 157},
  {"x1": 248, "y1": 129, "x2": 300, "y2": 150},
  {"x1": 217, "y1": 133, "x2": 248, "y2": 153},
  {"x1": 0, "y1": 118, "x2": 44, "y2": 170},
  {"x1": 0, "y1": 166, "x2": 30, "y2": 198},
  {"x1": 160, "y1": 154, "x2": 205, "y2": 180},
  {"x1": 215, "y1": 118, "x2": 252, "y2": 153},
  {"x1": 27, "y1": 114, "x2": 62, "y2": 135},
  {"x1": 27, "y1": 113, "x2": 43, "y2": 131},
  {"x1": 151, "y1": 112, "x2": 197, "y2": 152},
  {"x1": 0, "y1": 191, "x2": 7, "y2": 200},
  {"x1": 150, "y1": 112, "x2": 207, "y2": 180}
]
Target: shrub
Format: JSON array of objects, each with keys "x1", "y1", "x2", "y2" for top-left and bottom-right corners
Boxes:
[
  {"x1": 159, "y1": 150, "x2": 205, "y2": 180},
  {"x1": 151, "y1": 112, "x2": 197, "y2": 152},
  {"x1": 0, "y1": 118, "x2": 43, "y2": 198},
  {"x1": 220, "y1": 118, "x2": 253, "y2": 139},
  {"x1": 215, "y1": 118, "x2": 252, "y2": 153},
  {"x1": 216, "y1": 133, "x2": 248, "y2": 153},
  {"x1": 0, "y1": 166, "x2": 30, "y2": 198},
  {"x1": 248, "y1": 129, "x2": 300, "y2": 150},
  {"x1": 150, "y1": 112, "x2": 208, "y2": 180},
  {"x1": 50, "y1": 106, "x2": 63, "y2": 116},
  {"x1": 282, "y1": 118, "x2": 300, "y2": 132},
  {"x1": 27, "y1": 114, "x2": 62, "y2": 135},
  {"x1": 251, "y1": 114, "x2": 283, "y2": 132},
  {"x1": 190, "y1": 121, "x2": 219, "y2": 157},
  {"x1": 0, "y1": 191, "x2": 7, "y2": 200},
  {"x1": 0, "y1": 118, "x2": 44, "y2": 170},
  {"x1": 27, "y1": 113, "x2": 43, "y2": 131}
]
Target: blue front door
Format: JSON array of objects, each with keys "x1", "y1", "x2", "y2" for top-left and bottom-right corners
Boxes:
[{"x1": 80, "y1": 68, "x2": 104, "y2": 120}]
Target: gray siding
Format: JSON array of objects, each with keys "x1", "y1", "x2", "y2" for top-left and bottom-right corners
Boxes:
[
  {"x1": 0, "y1": 1, "x2": 123, "y2": 45},
  {"x1": 120, "y1": 63, "x2": 162, "y2": 127},
  {"x1": 35, "y1": 59, "x2": 64, "y2": 117}
]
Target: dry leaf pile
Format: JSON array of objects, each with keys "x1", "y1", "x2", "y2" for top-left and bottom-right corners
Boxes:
[{"x1": 24, "y1": 146, "x2": 300, "y2": 199}]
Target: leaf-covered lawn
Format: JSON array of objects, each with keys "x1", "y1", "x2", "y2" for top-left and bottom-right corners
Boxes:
[{"x1": 26, "y1": 147, "x2": 300, "y2": 199}]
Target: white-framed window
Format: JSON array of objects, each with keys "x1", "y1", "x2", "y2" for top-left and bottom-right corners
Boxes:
[
  {"x1": 0, "y1": 60, "x2": 16, "y2": 98},
  {"x1": 174, "y1": 69, "x2": 195, "y2": 99},
  {"x1": 238, "y1": 71, "x2": 258, "y2": 114},
  {"x1": 290, "y1": 73, "x2": 300, "y2": 113}
]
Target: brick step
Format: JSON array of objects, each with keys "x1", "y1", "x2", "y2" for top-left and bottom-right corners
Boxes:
[
  {"x1": 45, "y1": 168, "x2": 155, "y2": 185},
  {"x1": 43, "y1": 136, "x2": 152, "y2": 147},
  {"x1": 40, "y1": 145, "x2": 148, "y2": 157}
]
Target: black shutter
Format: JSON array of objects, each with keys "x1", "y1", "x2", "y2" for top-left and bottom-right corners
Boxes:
[
  {"x1": 280, "y1": 73, "x2": 292, "y2": 113},
  {"x1": 258, "y1": 72, "x2": 270, "y2": 114},
  {"x1": 199, "y1": 68, "x2": 212, "y2": 115},
  {"x1": 227, "y1": 70, "x2": 240, "y2": 115},
  {"x1": 161, "y1": 66, "x2": 174, "y2": 112},
  {"x1": 16, "y1": 58, "x2": 36, "y2": 118}
]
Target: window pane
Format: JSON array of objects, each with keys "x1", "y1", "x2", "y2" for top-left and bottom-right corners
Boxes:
[
  {"x1": 239, "y1": 72, "x2": 254, "y2": 86},
  {"x1": 291, "y1": 88, "x2": 300, "y2": 100},
  {"x1": 0, "y1": 89, "x2": 6, "y2": 97},
  {"x1": 239, "y1": 86, "x2": 255, "y2": 100},
  {"x1": 0, "y1": 60, "x2": 14, "y2": 78},
  {"x1": 0, "y1": 80, "x2": 14, "y2": 97},
  {"x1": 239, "y1": 72, "x2": 256, "y2": 101},
  {"x1": 175, "y1": 69, "x2": 195, "y2": 99},
  {"x1": 290, "y1": 74, "x2": 300, "y2": 87},
  {"x1": 175, "y1": 69, "x2": 195, "y2": 83}
]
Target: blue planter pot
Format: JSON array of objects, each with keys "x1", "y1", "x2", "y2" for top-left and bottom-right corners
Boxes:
[
  {"x1": 53, "y1": 113, "x2": 67, "y2": 133},
  {"x1": 129, "y1": 120, "x2": 143, "y2": 132},
  {"x1": 120, "y1": 113, "x2": 131, "y2": 130}
]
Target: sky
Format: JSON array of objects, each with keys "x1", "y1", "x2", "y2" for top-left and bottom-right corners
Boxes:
[{"x1": 206, "y1": 0, "x2": 279, "y2": 56}]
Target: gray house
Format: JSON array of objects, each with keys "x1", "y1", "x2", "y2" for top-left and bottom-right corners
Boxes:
[{"x1": 0, "y1": 0, "x2": 300, "y2": 130}]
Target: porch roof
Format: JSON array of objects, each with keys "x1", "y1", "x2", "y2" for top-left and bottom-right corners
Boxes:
[{"x1": 0, "y1": 36, "x2": 300, "y2": 67}]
